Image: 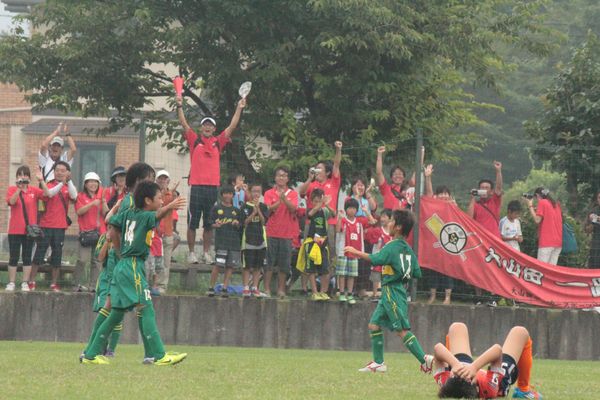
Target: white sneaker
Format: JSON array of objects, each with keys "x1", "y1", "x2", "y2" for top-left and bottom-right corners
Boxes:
[
  {"x1": 358, "y1": 361, "x2": 387, "y2": 373},
  {"x1": 21, "y1": 282, "x2": 30, "y2": 292},
  {"x1": 5, "y1": 282, "x2": 16, "y2": 292},
  {"x1": 203, "y1": 252, "x2": 214, "y2": 264},
  {"x1": 142, "y1": 357, "x2": 155, "y2": 365},
  {"x1": 187, "y1": 252, "x2": 199, "y2": 264},
  {"x1": 420, "y1": 354, "x2": 434, "y2": 374}
]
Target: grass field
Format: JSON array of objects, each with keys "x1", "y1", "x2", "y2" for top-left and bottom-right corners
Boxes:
[{"x1": 0, "y1": 342, "x2": 598, "y2": 399}]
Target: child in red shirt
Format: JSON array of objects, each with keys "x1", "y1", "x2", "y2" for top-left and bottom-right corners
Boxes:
[
  {"x1": 364, "y1": 209, "x2": 393, "y2": 302},
  {"x1": 335, "y1": 198, "x2": 364, "y2": 305}
]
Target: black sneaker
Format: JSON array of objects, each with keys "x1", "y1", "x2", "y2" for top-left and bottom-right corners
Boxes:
[
  {"x1": 207, "y1": 288, "x2": 216, "y2": 297},
  {"x1": 220, "y1": 288, "x2": 229, "y2": 298}
]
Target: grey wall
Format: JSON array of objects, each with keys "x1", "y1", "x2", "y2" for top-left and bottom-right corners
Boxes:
[{"x1": 1, "y1": 292, "x2": 598, "y2": 360}]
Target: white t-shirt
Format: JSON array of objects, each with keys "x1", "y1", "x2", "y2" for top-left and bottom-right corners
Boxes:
[
  {"x1": 38, "y1": 150, "x2": 73, "y2": 182},
  {"x1": 499, "y1": 216, "x2": 522, "y2": 251}
]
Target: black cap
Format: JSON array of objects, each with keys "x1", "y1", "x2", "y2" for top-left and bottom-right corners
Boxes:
[{"x1": 110, "y1": 166, "x2": 127, "y2": 182}]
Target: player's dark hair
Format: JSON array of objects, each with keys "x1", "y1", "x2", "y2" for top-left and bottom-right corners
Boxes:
[
  {"x1": 507, "y1": 200, "x2": 522, "y2": 213},
  {"x1": 227, "y1": 173, "x2": 244, "y2": 185},
  {"x1": 435, "y1": 185, "x2": 452, "y2": 196},
  {"x1": 134, "y1": 181, "x2": 160, "y2": 209},
  {"x1": 310, "y1": 188, "x2": 324, "y2": 201},
  {"x1": 16, "y1": 165, "x2": 31, "y2": 178},
  {"x1": 392, "y1": 209, "x2": 414, "y2": 237},
  {"x1": 389, "y1": 165, "x2": 406, "y2": 180},
  {"x1": 274, "y1": 165, "x2": 290, "y2": 177},
  {"x1": 380, "y1": 208, "x2": 393, "y2": 219},
  {"x1": 438, "y1": 376, "x2": 479, "y2": 399},
  {"x1": 317, "y1": 160, "x2": 333, "y2": 178},
  {"x1": 126, "y1": 162, "x2": 155, "y2": 190},
  {"x1": 344, "y1": 198, "x2": 359, "y2": 211},
  {"x1": 220, "y1": 184, "x2": 235, "y2": 195},
  {"x1": 478, "y1": 179, "x2": 494, "y2": 190},
  {"x1": 534, "y1": 186, "x2": 557, "y2": 207},
  {"x1": 55, "y1": 160, "x2": 71, "y2": 172}
]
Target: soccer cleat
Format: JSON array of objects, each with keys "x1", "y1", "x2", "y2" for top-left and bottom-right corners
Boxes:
[
  {"x1": 82, "y1": 355, "x2": 110, "y2": 365},
  {"x1": 5, "y1": 282, "x2": 15, "y2": 292},
  {"x1": 339, "y1": 294, "x2": 347, "y2": 302},
  {"x1": 142, "y1": 357, "x2": 155, "y2": 365},
  {"x1": 50, "y1": 283, "x2": 61, "y2": 292},
  {"x1": 242, "y1": 289, "x2": 251, "y2": 297},
  {"x1": 203, "y1": 252, "x2": 214, "y2": 264},
  {"x1": 420, "y1": 354, "x2": 434, "y2": 374},
  {"x1": 512, "y1": 387, "x2": 543, "y2": 399},
  {"x1": 358, "y1": 361, "x2": 387, "y2": 373},
  {"x1": 104, "y1": 349, "x2": 115, "y2": 358},
  {"x1": 20, "y1": 282, "x2": 30, "y2": 292},
  {"x1": 347, "y1": 295, "x2": 357, "y2": 305},
  {"x1": 154, "y1": 352, "x2": 188, "y2": 366},
  {"x1": 320, "y1": 292, "x2": 330, "y2": 300},
  {"x1": 187, "y1": 252, "x2": 199, "y2": 264},
  {"x1": 28, "y1": 281, "x2": 36, "y2": 291},
  {"x1": 206, "y1": 288, "x2": 216, "y2": 297}
]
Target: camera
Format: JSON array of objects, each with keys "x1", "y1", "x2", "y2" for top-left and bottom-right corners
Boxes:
[
  {"x1": 310, "y1": 167, "x2": 322, "y2": 175},
  {"x1": 470, "y1": 189, "x2": 487, "y2": 197},
  {"x1": 16, "y1": 179, "x2": 30, "y2": 185},
  {"x1": 522, "y1": 193, "x2": 534, "y2": 200}
]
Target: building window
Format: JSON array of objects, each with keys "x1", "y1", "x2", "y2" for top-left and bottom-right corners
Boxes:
[{"x1": 73, "y1": 143, "x2": 116, "y2": 189}]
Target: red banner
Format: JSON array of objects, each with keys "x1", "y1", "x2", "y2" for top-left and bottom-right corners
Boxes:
[{"x1": 417, "y1": 197, "x2": 600, "y2": 308}]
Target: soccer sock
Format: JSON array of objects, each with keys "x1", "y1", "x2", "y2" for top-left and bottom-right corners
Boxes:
[
  {"x1": 516, "y1": 338, "x2": 533, "y2": 392},
  {"x1": 140, "y1": 304, "x2": 166, "y2": 360},
  {"x1": 83, "y1": 307, "x2": 109, "y2": 354},
  {"x1": 108, "y1": 322, "x2": 123, "y2": 352},
  {"x1": 402, "y1": 331, "x2": 426, "y2": 364},
  {"x1": 137, "y1": 311, "x2": 151, "y2": 358},
  {"x1": 370, "y1": 330, "x2": 384, "y2": 364},
  {"x1": 85, "y1": 308, "x2": 125, "y2": 359}
]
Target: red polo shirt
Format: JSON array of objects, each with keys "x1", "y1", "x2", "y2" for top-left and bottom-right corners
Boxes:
[
  {"x1": 379, "y1": 180, "x2": 409, "y2": 210},
  {"x1": 537, "y1": 199, "x2": 563, "y2": 247},
  {"x1": 75, "y1": 190, "x2": 106, "y2": 234},
  {"x1": 264, "y1": 187, "x2": 299, "y2": 239},
  {"x1": 185, "y1": 128, "x2": 230, "y2": 186},
  {"x1": 6, "y1": 186, "x2": 44, "y2": 234},
  {"x1": 472, "y1": 193, "x2": 502, "y2": 238},
  {"x1": 40, "y1": 181, "x2": 72, "y2": 229},
  {"x1": 305, "y1": 173, "x2": 341, "y2": 225}
]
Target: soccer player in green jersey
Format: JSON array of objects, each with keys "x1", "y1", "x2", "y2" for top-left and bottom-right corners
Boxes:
[
  {"x1": 82, "y1": 181, "x2": 186, "y2": 365},
  {"x1": 344, "y1": 209, "x2": 433, "y2": 374}
]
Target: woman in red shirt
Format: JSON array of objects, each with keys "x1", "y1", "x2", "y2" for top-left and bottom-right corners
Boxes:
[
  {"x1": 75, "y1": 172, "x2": 108, "y2": 291},
  {"x1": 527, "y1": 187, "x2": 563, "y2": 265},
  {"x1": 5, "y1": 166, "x2": 47, "y2": 291}
]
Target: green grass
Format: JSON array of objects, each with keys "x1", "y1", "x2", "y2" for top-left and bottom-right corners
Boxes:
[{"x1": 0, "y1": 342, "x2": 598, "y2": 399}]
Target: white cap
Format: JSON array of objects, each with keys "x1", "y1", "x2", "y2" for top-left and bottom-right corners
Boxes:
[
  {"x1": 156, "y1": 169, "x2": 170, "y2": 179},
  {"x1": 84, "y1": 172, "x2": 101, "y2": 183},
  {"x1": 200, "y1": 117, "x2": 216, "y2": 126},
  {"x1": 50, "y1": 137, "x2": 64, "y2": 146}
]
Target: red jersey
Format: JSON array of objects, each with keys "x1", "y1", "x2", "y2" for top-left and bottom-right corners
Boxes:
[
  {"x1": 379, "y1": 181, "x2": 409, "y2": 210},
  {"x1": 434, "y1": 368, "x2": 504, "y2": 399},
  {"x1": 305, "y1": 173, "x2": 341, "y2": 225},
  {"x1": 339, "y1": 217, "x2": 364, "y2": 258},
  {"x1": 150, "y1": 228, "x2": 163, "y2": 257},
  {"x1": 103, "y1": 186, "x2": 125, "y2": 206},
  {"x1": 472, "y1": 193, "x2": 502, "y2": 238},
  {"x1": 158, "y1": 190, "x2": 174, "y2": 236},
  {"x1": 6, "y1": 186, "x2": 44, "y2": 235},
  {"x1": 264, "y1": 187, "x2": 299, "y2": 240},
  {"x1": 536, "y1": 198, "x2": 563, "y2": 248},
  {"x1": 365, "y1": 225, "x2": 391, "y2": 273},
  {"x1": 185, "y1": 128, "x2": 230, "y2": 186},
  {"x1": 75, "y1": 190, "x2": 106, "y2": 234},
  {"x1": 40, "y1": 181, "x2": 72, "y2": 229}
]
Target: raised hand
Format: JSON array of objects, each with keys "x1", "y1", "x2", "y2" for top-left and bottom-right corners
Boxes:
[
  {"x1": 493, "y1": 160, "x2": 502, "y2": 170},
  {"x1": 334, "y1": 140, "x2": 343, "y2": 149},
  {"x1": 170, "y1": 197, "x2": 187, "y2": 210},
  {"x1": 377, "y1": 145, "x2": 386, "y2": 155},
  {"x1": 424, "y1": 164, "x2": 434, "y2": 177}
]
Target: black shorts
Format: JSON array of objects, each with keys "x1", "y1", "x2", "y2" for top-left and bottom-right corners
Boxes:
[
  {"x1": 8, "y1": 234, "x2": 34, "y2": 266},
  {"x1": 188, "y1": 185, "x2": 218, "y2": 230},
  {"x1": 454, "y1": 353, "x2": 473, "y2": 365},
  {"x1": 266, "y1": 237, "x2": 292, "y2": 272},
  {"x1": 303, "y1": 241, "x2": 329, "y2": 275},
  {"x1": 499, "y1": 354, "x2": 519, "y2": 396},
  {"x1": 32, "y1": 228, "x2": 65, "y2": 267},
  {"x1": 243, "y1": 248, "x2": 266, "y2": 269}
]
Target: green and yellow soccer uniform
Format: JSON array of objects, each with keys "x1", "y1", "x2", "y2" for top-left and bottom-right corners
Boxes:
[
  {"x1": 118, "y1": 193, "x2": 134, "y2": 214},
  {"x1": 93, "y1": 240, "x2": 118, "y2": 312},
  {"x1": 368, "y1": 238, "x2": 422, "y2": 331},
  {"x1": 108, "y1": 208, "x2": 157, "y2": 309}
]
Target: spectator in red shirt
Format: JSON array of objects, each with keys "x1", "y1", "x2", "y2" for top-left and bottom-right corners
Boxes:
[
  {"x1": 75, "y1": 172, "x2": 108, "y2": 292},
  {"x1": 5, "y1": 166, "x2": 49, "y2": 291},
  {"x1": 176, "y1": 95, "x2": 246, "y2": 266},
  {"x1": 375, "y1": 145, "x2": 415, "y2": 210},
  {"x1": 155, "y1": 169, "x2": 176, "y2": 294},
  {"x1": 30, "y1": 161, "x2": 78, "y2": 292},
  {"x1": 527, "y1": 187, "x2": 563, "y2": 265},
  {"x1": 467, "y1": 161, "x2": 504, "y2": 237},
  {"x1": 298, "y1": 140, "x2": 343, "y2": 295},
  {"x1": 264, "y1": 166, "x2": 299, "y2": 298}
]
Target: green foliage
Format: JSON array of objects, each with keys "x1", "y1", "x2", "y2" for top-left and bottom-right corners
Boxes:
[{"x1": 0, "y1": 0, "x2": 555, "y2": 182}]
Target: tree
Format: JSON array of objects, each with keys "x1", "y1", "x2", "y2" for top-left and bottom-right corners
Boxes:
[
  {"x1": 0, "y1": 0, "x2": 554, "y2": 182},
  {"x1": 526, "y1": 32, "x2": 600, "y2": 214}
]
